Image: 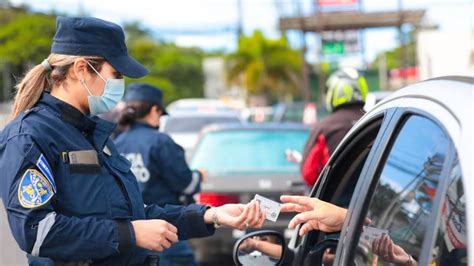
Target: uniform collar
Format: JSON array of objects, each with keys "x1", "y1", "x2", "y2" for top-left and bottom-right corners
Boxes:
[
  {"x1": 37, "y1": 93, "x2": 117, "y2": 148},
  {"x1": 37, "y1": 92, "x2": 97, "y2": 133},
  {"x1": 131, "y1": 122, "x2": 155, "y2": 130}
]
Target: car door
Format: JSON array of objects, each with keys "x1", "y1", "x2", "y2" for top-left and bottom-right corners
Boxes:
[
  {"x1": 288, "y1": 107, "x2": 398, "y2": 265},
  {"x1": 335, "y1": 97, "x2": 464, "y2": 265}
]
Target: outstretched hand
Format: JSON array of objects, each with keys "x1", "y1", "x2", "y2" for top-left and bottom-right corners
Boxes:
[
  {"x1": 204, "y1": 200, "x2": 266, "y2": 231},
  {"x1": 280, "y1": 195, "x2": 348, "y2": 235}
]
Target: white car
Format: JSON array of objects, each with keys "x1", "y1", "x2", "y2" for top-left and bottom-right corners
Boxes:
[
  {"x1": 160, "y1": 112, "x2": 242, "y2": 161},
  {"x1": 233, "y1": 76, "x2": 473, "y2": 266}
]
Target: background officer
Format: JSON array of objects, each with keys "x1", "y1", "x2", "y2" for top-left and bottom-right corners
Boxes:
[{"x1": 115, "y1": 83, "x2": 207, "y2": 265}]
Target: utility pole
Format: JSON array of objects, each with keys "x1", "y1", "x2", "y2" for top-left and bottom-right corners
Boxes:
[
  {"x1": 296, "y1": 0, "x2": 311, "y2": 103},
  {"x1": 236, "y1": 0, "x2": 243, "y2": 41}
]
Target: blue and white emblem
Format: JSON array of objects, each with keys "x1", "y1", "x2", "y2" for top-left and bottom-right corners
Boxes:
[
  {"x1": 36, "y1": 154, "x2": 56, "y2": 193},
  {"x1": 18, "y1": 169, "x2": 55, "y2": 208}
]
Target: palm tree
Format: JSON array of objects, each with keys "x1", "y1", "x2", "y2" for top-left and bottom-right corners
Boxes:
[{"x1": 225, "y1": 31, "x2": 302, "y2": 104}]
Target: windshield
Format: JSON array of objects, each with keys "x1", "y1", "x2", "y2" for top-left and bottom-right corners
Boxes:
[
  {"x1": 191, "y1": 129, "x2": 309, "y2": 176},
  {"x1": 164, "y1": 116, "x2": 241, "y2": 133}
]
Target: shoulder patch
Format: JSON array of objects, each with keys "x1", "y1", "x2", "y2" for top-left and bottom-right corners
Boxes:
[
  {"x1": 18, "y1": 169, "x2": 55, "y2": 208},
  {"x1": 36, "y1": 154, "x2": 56, "y2": 193}
]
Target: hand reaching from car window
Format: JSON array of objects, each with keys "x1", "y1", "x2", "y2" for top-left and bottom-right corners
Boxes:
[{"x1": 280, "y1": 195, "x2": 348, "y2": 235}]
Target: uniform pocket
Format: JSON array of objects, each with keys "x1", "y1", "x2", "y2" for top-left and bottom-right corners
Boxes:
[{"x1": 61, "y1": 165, "x2": 109, "y2": 217}]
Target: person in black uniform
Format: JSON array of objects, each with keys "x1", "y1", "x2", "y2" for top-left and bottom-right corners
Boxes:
[
  {"x1": 115, "y1": 83, "x2": 207, "y2": 265},
  {"x1": 0, "y1": 16, "x2": 265, "y2": 266}
]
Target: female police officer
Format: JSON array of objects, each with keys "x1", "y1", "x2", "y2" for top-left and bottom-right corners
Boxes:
[
  {"x1": 114, "y1": 83, "x2": 206, "y2": 266},
  {"x1": 0, "y1": 17, "x2": 265, "y2": 265}
]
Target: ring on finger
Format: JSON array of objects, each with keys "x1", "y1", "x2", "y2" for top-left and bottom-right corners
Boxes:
[{"x1": 244, "y1": 221, "x2": 250, "y2": 228}]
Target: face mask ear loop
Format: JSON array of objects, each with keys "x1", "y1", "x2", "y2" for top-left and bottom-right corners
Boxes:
[
  {"x1": 86, "y1": 61, "x2": 106, "y2": 82},
  {"x1": 81, "y1": 78, "x2": 94, "y2": 97}
]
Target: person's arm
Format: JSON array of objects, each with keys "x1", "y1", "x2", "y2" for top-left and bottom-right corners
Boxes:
[
  {"x1": 239, "y1": 237, "x2": 283, "y2": 258},
  {"x1": 151, "y1": 135, "x2": 202, "y2": 195},
  {"x1": 144, "y1": 200, "x2": 266, "y2": 240},
  {"x1": 372, "y1": 234, "x2": 418, "y2": 266},
  {"x1": 0, "y1": 135, "x2": 132, "y2": 261}
]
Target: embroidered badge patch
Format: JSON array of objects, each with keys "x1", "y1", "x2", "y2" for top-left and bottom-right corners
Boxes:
[
  {"x1": 36, "y1": 154, "x2": 56, "y2": 193},
  {"x1": 18, "y1": 169, "x2": 54, "y2": 208}
]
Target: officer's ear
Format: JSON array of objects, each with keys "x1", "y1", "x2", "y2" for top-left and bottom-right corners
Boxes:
[
  {"x1": 70, "y1": 58, "x2": 90, "y2": 82},
  {"x1": 151, "y1": 105, "x2": 162, "y2": 117}
]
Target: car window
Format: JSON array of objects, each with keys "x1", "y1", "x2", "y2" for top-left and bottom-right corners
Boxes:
[
  {"x1": 431, "y1": 154, "x2": 467, "y2": 265},
  {"x1": 191, "y1": 130, "x2": 309, "y2": 176},
  {"x1": 163, "y1": 116, "x2": 240, "y2": 133},
  {"x1": 298, "y1": 117, "x2": 383, "y2": 262},
  {"x1": 353, "y1": 115, "x2": 451, "y2": 265}
]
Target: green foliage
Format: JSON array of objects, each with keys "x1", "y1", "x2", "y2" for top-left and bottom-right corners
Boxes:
[
  {"x1": 0, "y1": 13, "x2": 56, "y2": 65},
  {"x1": 225, "y1": 30, "x2": 302, "y2": 101}
]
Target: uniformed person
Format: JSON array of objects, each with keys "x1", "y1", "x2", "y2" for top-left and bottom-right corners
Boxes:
[
  {"x1": 114, "y1": 83, "x2": 206, "y2": 265},
  {"x1": 0, "y1": 17, "x2": 265, "y2": 266}
]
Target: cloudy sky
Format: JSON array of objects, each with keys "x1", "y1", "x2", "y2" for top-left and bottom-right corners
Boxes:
[{"x1": 10, "y1": 0, "x2": 474, "y2": 64}]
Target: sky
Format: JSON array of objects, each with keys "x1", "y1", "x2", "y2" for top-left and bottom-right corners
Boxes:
[{"x1": 9, "y1": 0, "x2": 474, "y2": 65}]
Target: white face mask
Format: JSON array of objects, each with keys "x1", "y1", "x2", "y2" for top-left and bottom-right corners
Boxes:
[{"x1": 80, "y1": 62, "x2": 125, "y2": 115}]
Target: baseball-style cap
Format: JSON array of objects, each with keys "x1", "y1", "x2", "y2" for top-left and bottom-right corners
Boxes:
[
  {"x1": 125, "y1": 83, "x2": 168, "y2": 115},
  {"x1": 51, "y1": 16, "x2": 149, "y2": 78}
]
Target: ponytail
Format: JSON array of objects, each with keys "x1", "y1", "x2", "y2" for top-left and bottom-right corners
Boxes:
[
  {"x1": 10, "y1": 62, "x2": 51, "y2": 120},
  {"x1": 10, "y1": 54, "x2": 105, "y2": 121},
  {"x1": 117, "y1": 101, "x2": 155, "y2": 129}
]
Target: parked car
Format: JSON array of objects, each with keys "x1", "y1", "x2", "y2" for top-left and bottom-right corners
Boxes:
[
  {"x1": 160, "y1": 111, "x2": 242, "y2": 161},
  {"x1": 233, "y1": 76, "x2": 473, "y2": 265},
  {"x1": 189, "y1": 123, "x2": 310, "y2": 264}
]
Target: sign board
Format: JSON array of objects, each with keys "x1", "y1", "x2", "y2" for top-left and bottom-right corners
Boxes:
[
  {"x1": 317, "y1": 0, "x2": 358, "y2": 6},
  {"x1": 322, "y1": 41, "x2": 345, "y2": 55},
  {"x1": 321, "y1": 30, "x2": 359, "y2": 55}
]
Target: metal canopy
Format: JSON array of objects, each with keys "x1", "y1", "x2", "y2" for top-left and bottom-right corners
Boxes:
[{"x1": 279, "y1": 10, "x2": 426, "y2": 32}]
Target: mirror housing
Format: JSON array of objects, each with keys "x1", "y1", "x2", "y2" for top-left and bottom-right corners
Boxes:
[{"x1": 233, "y1": 230, "x2": 293, "y2": 266}]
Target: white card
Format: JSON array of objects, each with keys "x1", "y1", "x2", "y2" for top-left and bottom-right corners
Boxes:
[
  {"x1": 254, "y1": 194, "x2": 281, "y2": 222},
  {"x1": 360, "y1": 226, "x2": 389, "y2": 244}
]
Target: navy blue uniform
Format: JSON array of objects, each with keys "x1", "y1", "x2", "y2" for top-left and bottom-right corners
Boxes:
[
  {"x1": 114, "y1": 123, "x2": 201, "y2": 207},
  {"x1": 0, "y1": 93, "x2": 214, "y2": 265}
]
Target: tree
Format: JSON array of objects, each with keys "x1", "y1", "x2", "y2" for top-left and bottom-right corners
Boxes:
[
  {"x1": 0, "y1": 13, "x2": 55, "y2": 65},
  {"x1": 225, "y1": 30, "x2": 302, "y2": 103}
]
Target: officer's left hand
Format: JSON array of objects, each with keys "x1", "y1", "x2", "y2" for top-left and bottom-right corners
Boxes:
[{"x1": 205, "y1": 200, "x2": 266, "y2": 230}]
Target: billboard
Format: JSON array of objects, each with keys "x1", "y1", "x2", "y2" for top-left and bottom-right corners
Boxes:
[{"x1": 317, "y1": 0, "x2": 358, "y2": 6}]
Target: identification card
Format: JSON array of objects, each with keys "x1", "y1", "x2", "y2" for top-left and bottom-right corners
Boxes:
[
  {"x1": 254, "y1": 194, "x2": 282, "y2": 222},
  {"x1": 360, "y1": 226, "x2": 389, "y2": 244}
]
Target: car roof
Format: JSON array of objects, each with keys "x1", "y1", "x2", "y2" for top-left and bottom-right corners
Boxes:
[
  {"x1": 165, "y1": 111, "x2": 241, "y2": 118},
  {"x1": 377, "y1": 76, "x2": 473, "y2": 125},
  {"x1": 202, "y1": 122, "x2": 309, "y2": 133}
]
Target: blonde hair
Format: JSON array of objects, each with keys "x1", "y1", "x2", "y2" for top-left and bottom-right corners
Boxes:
[{"x1": 10, "y1": 53, "x2": 104, "y2": 120}]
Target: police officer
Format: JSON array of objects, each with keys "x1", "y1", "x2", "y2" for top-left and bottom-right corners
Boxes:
[
  {"x1": 0, "y1": 17, "x2": 265, "y2": 266},
  {"x1": 114, "y1": 83, "x2": 206, "y2": 265}
]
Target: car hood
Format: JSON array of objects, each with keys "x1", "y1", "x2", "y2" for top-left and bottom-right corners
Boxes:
[{"x1": 201, "y1": 173, "x2": 307, "y2": 193}]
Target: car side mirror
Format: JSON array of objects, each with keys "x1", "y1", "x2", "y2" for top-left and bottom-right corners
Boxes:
[{"x1": 233, "y1": 230, "x2": 291, "y2": 266}]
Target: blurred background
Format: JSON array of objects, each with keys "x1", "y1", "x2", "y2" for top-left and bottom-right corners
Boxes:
[{"x1": 0, "y1": 0, "x2": 473, "y2": 265}]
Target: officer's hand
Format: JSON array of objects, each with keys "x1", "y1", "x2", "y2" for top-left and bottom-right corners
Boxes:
[
  {"x1": 205, "y1": 200, "x2": 265, "y2": 230},
  {"x1": 131, "y1": 219, "x2": 178, "y2": 251}
]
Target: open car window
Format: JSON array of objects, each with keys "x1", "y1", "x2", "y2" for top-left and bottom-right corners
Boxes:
[{"x1": 297, "y1": 115, "x2": 385, "y2": 263}]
